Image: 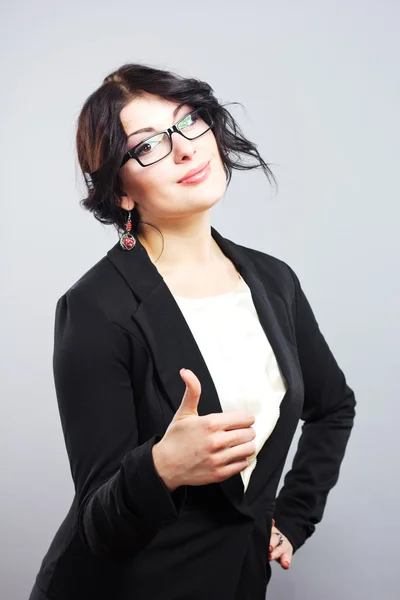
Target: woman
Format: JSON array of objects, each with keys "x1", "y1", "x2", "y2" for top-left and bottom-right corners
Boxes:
[{"x1": 29, "y1": 63, "x2": 356, "y2": 600}]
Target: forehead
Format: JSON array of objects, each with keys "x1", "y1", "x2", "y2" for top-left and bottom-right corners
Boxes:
[{"x1": 120, "y1": 93, "x2": 187, "y2": 136}]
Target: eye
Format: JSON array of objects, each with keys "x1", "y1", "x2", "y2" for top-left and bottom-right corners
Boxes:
[
  {"x1": 179, "y1": 111, "x2": 200, "y2": 129},
  {"x1": 135, "y1": 133, "x2": 164, "y2": 156},
  {"x1": 137, "y1": 142, "x2": 153, "y2": 156}
]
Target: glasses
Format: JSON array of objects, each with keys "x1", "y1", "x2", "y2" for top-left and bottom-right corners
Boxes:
[{"x1": 120, "y1": 107, "x2": 214, "y2": 168}]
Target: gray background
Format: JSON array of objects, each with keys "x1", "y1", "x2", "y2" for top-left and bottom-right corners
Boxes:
[{"x1": 1, "y1": 1, "x2": 399, "y2": 598}]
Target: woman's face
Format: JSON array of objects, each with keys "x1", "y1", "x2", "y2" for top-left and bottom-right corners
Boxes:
[{"x1": 118, "y1": 93, "x2": 227, "y2": 225}]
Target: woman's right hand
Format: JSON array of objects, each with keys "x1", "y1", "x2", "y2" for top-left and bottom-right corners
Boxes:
[{"x1": 152, "y1": 368, "x2": 257, "y2": 491}]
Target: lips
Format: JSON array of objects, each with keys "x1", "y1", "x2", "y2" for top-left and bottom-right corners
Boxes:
[{"x1": 178, "y1": 161, "x2": 210, "y2": 183}]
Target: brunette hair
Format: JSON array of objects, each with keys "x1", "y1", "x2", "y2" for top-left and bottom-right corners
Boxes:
[{"x1": 76, "y1": 63, "x2": 277, "y2": 235}]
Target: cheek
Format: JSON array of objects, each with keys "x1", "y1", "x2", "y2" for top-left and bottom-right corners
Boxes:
[
  {"x1": 209, "y1": 163, "x2": 228, "y2": 198},
  {"x1": 209, "y1": 147, "x2": 227, "y2": 185},
  {"x1": 126, "y1": 165, "x2": 170, "y2": 198},
  {"x1": 208, "y1": 143, "x2": 226, "y2": 178},
  {"x1": 208, "y1": 132, "x2": 222, "y2": 157}
]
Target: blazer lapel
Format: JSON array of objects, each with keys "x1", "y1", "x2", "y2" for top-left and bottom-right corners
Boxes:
[{"x1": 107, "y1": 227, "x2": 302, "y2": 514}]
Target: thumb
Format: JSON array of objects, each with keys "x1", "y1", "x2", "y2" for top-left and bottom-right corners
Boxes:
[{"x1": 175, "y1": 368, "x2": 202, "y2": 418}]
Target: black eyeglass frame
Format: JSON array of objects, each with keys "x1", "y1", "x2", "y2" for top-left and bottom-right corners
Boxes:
[{"x1": 119, "y1": 108, "x2": 214, "y2": 168}]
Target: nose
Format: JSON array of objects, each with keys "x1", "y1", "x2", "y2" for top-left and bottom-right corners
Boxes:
[{"x1": 172, "y1": 131, "x2": 196, "y2": 162}]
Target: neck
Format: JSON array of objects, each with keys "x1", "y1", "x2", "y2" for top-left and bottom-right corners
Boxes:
[{"x1": 137, "y1": 212, "x2": 223, "y2": 272}]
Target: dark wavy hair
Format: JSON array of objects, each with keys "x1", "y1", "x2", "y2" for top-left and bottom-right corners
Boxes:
[{"x1": 76, "y1": 63, "x2": 277, "y2": 236}]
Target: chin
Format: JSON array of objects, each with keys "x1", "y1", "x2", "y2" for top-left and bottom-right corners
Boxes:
[
  {"x1": 189, "y1": 170, "x2": 227, "y2": 199},
  {"x1": 175, "y1": 165, "x2": 227, "y2": 211},
  {"x1": 192, "y1": 193, "x2": 224, "y2": 214}
]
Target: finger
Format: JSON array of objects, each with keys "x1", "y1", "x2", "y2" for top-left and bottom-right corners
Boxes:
[
  {"x1": 269, "y1": 544, "x2": 285, "y2": 562},
  {"x1": 279, "y1": 553, "x2": 291, "y2": 569},
  {"x1": 270, "y1": 540, "x2": 292, "y2": 562},
  {"x1": 269, "y1": 529, "x2": 282, "y2": 552}
]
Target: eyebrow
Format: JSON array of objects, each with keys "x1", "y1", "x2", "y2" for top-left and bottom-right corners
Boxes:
[{"x1": 127, "y1": 103, "x2": 188, "y2": 139}]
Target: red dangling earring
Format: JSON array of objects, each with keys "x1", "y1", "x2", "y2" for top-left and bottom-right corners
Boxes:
[{"x1": 120, "y1": 211, "x2": 137, "y2": 250}]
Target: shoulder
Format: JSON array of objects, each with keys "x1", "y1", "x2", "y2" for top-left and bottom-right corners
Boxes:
[
  {"x1": 231, "y1": 240, "x2": 298, "y2": 297},
  {"x1": 56, "y1": 245, "x2": 137, "y2": 321}
]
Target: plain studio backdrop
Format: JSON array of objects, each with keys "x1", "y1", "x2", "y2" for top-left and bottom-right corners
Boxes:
[{"x1": 1, "y1": 1, "x2": 399, "y2": 598}]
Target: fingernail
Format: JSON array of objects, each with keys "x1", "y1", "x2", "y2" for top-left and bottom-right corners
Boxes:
[
  {"x1": 269, "y1": 546, "x2": 273, "y2": 552},
  {"x1": 284, "y1": 561, "x2": 290, "y2": 568}
]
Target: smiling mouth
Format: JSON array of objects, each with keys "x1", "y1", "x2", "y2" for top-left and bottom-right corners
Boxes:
[{"x1": 178, "y1": 161, "x2": 211, "y2": 184}]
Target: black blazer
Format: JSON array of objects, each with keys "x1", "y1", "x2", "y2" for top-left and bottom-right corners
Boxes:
[{"x1": 29, "y1": 226, "x2": 356, "y2": 600}]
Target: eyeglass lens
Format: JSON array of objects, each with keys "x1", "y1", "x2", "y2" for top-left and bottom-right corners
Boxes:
[{"x1": 135, "y1": 108, "x2": 212, "y2": 166}]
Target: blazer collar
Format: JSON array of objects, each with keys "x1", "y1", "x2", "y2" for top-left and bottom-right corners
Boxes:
[{"x1": 107, "y1": 227, "x2": 302, "y2": 512}]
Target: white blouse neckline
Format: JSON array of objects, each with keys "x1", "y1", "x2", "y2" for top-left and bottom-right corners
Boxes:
[{"x1": 173, "y1": 273, "x2": 249, "y2": 302}]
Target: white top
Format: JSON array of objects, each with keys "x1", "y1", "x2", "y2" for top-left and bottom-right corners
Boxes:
[{"x1": 172, "y1": 274, "x2": 287, "y2": 492}]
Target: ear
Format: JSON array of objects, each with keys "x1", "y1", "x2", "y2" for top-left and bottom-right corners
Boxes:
[{"x1": 119, "y1": 192, "x2": 135, "y2": 212}]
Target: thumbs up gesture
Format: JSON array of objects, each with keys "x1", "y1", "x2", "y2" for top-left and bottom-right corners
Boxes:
[{"x1": 152, "y1": 368, "x2": 257, "y2": 492}]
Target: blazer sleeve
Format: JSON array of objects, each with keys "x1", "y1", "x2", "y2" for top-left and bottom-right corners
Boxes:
[
  {"x1": 272, "y1": 266, "x2": 356, "y2": 554},
  {"x1": 53, "y1": 288, "x2": 187, "y2": 561}
]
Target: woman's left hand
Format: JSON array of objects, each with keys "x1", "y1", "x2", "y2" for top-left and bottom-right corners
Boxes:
[{"x1": 268, "y1": 519, "x2": 293, "y2": 569}]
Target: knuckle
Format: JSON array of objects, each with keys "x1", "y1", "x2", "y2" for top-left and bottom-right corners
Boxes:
[
  {"x1": 208, "y1": 452, "x2": 220, "y2": 468},
  {"x1": 246, "y1": 441, "x2": 256, "y2": 455},
  {"x1": 207, "y1": 437, "x2": 221, "y2": 453},
  {"x1": 212, "y1": 462, "x2": 222, "y2": 476},
  {"x1": 206, "y1": 416, "x2": 219, "y2": 432}
]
